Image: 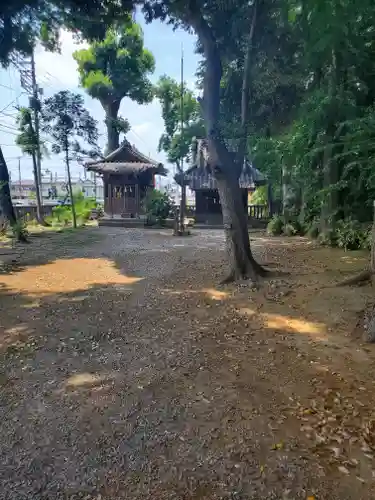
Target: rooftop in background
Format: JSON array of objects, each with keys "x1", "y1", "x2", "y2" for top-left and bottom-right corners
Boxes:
[
  {"x1": 182, "y1": 162, "x2": 266, "y2": 191},
  {"x1": 85, "y1": 139, "x2": 167, "y2": 176},
  {"x1": 179, "y1": 138, "x2": 267, "y2": 190}
]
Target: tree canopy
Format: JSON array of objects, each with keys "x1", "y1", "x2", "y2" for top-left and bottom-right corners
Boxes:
[
  {"x1": 73, "y1": 19, "x2": 155, "y2": 154},
  {"x1": 0, "y1": 0, "x2": 135, "y2": 66}
]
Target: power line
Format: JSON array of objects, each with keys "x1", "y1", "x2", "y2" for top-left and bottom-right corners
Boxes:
[
  {"x1": 0, "y1": 83, "x2": 17, "y2": 91},
  {"x1": 0, "y1": 122, "x2": 19, "y2": 132},
  {"x1": 0, "y1": 127, "x2": 18, "y2": 136},
  {"x1": 0, "y1": 92, "x2": 25, "y2": 114}
]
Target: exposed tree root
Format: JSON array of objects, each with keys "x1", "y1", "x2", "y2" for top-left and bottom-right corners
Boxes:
[
  {"x1": 220, "y1": 273, "x2": 259, "y2": 288},
  {"x1": 254, "y1": 260, "x2": 269, "y2": 277},
  {"x1": 335, "y1": 269, "x2": 372, "y2": 287}
]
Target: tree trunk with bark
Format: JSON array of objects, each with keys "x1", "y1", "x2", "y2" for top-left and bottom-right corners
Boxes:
[
  {"x1": 65, "y1": 148, "x2": 77, "y2": 229},
  {"x1": 188, "y1": 1, "x2": 266, "y2": 282},
  {"x1": 0, "y1": 146, "x2": 27, "y2": 241},
  {"x1": 104, "y1": 101, "x2": 121, "y2": 155},
  {"x1": 216, "y1": 172, "x2": 265, "y2": 281},
  {"x1": 0, "y1": 146, "x2": 17, "y2": 226}
]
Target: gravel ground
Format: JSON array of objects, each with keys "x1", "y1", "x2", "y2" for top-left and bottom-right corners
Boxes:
[{"x1": 1, "y1": 227, "x2": 375, "y2": 499}]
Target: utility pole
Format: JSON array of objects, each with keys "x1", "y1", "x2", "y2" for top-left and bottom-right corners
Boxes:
[
  {"x1": 18, "y1": 49, "x2": 43, "y2": 201},
  {"x1": 30, "y1": 49, "x2": 43, "y2": 194},
  {"x1": 18, "y1": 157, "x2": 22, "y2": 197}
]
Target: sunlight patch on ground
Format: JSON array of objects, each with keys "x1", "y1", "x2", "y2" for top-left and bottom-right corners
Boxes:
[
  {"x1": 161, "y1": 287, "x2": 229, "y2": 300},
  {"x1": 0, "y1": 258, "x2": 142, "y2": 297},
  {"x1": 340, "y1": 255, "x2": 367, "y2": 265},
  {"x1": 240, "y1": 307, "x2": 328, "y2": 341},
  {"x1": 202, "y1": 288, "x2": 229, "y2": 300},
  {"x1": 64, "y1": 372, "x2": 109, "y2": 389},
  {"x1": 1, "y1": 324, "x2": 32, "y2": 349}
]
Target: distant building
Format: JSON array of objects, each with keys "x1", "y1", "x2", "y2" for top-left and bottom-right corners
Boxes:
[{"x1": 10, "y1": 176, "x2": 104, "y2": 203}]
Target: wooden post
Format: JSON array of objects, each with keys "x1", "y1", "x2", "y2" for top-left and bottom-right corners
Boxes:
[
  {"x1": 109, "y1": 183, "x2": 113, "y2": 218},
  {"x1": 135, "y1": 183, "x2": 139, "y2": 218},
  {"x1": 267, "y1": 183, "x2": 273, "y2": 217}
]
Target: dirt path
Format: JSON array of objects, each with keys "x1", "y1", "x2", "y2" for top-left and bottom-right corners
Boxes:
[{"x1": 1, "y1": 227, "x2": 375, "y2": 499}]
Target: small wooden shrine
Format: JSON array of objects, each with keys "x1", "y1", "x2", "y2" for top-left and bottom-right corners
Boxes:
[
  {"x1": 183, "y1": 139, "x2": 267, "y2": 224},
  {"x1": 86, "y1": 140, "x2": 166, "y2": 218}
]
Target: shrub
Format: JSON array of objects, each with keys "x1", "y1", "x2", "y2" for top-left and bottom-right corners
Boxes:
[
  {"x1": 335, "y1": 218, "x2": 365, "y2": 251},
  {"x1": 12, "y1": 219, "x2": 28, "y2": 241},
  {"x1": 52, "y1": 196, "x2": 96, "y2": 226},
  {"x1": 292, "y1": 219, "x2": 307, "y2": 236},
  {"x1": 307, "y1": 220, "x2": 320, "y2": 239},
  {"x1": 284, "y1": 223, "x2": 297, "y2": 236},
  {"x1": 317, "y1": 229, "x2": 337, "y2": 247},
  {"x1": 267, "y1": 215, "x2": 283, "y2": 235},
  {"x1": 144, "y1": 189, "x2": 172, "y2": 226},
  {"x1": 52, "y1": 205, "x2": 71, "y2": 225},
  {"x1": 362, "y1": 227, "x2": 372, "y2": 251}
]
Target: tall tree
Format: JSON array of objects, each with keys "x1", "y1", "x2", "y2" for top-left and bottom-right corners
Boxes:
[
  {"x1": 41, "y1": 91, "x2": 99, "y2": 228},
  {"x1": 15, "y1": 107, "x2": 47, "y2": 225},
  {"x1": 74, "y1": 19, "x2": 155, "y2": 154}
]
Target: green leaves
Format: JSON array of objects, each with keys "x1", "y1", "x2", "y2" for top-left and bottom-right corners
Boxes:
[
  {"x1": 0, "y1": 1, "x2": 136, "y2": 67},
  {"x1": 41, "y1": 90, "x2": 99, "y2": 159},
  {"x1": 73, "y1": 19, "x2": 154, "y2": 153},
  {"x1": 73, "y1": 21, "x2": 155, "y2": 104},
  {"x1": 155, "y1": 75, "x2": 205, "y2": 168}
]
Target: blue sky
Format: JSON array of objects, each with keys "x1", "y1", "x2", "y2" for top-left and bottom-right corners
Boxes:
[{"x1": 0, "y1": 15, "x2": 201, "y2": 183}]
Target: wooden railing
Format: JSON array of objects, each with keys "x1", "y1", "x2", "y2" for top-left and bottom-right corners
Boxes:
[{"x1": 248, "y1": 204, "x2": 268, "y2": 219}]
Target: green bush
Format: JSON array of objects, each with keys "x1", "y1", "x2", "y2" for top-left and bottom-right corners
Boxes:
[
  {"x1": 144, "y1": 189, "x2": 172, "y2": 226},
  {"x1": 52, "y1": 195, "x2": 96, "y2": 226},
  {"x1": 12, "y1": 219, "x2": 28, "y2": 241},
  {"x1": 52, "y1": 205, "x2": 71, "y2": 225},
  {"x1": 307, "y1": 220, "x2": 320, "y2": 239},
  {"x1": 362, "y1": 227, "x2": 372, "y2": 251},
  {"x1": 267, "y1": 215, "x2": 283, "y2": 235},
  {"x1": 335, "y1": 218, "x2": 366, "y2": 251},
  {"x1": 284, "y1": 223, "x2": 297, "y2": 236},
  {"x1": 292, "y1": 219, "x2": 307, "y2": 236},
  {"x1": 317, "y1": 229, "x2": 337, "y2": 247}
]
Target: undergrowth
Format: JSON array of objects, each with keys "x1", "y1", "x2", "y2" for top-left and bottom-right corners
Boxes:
[{"x1": 267, "y1": 214, "x2": 371, "y2": 251}]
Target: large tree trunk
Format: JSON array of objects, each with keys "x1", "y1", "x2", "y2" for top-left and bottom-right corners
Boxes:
[
  {"x1": 104, "y1": 101, "x2": 121, "y2": 155},
  {"x1": 216, "y1": 172, "x2": 265, "y2": 281},
  {"x1": 0, "y1": 146, "x2": 17, "y2": 226},
  {"x1": 320, "y1": 49, "x2": 341, "y2": 236},
  {"x1": 188, "y1": 4, "x2": 266, "y2": 282},
  {"x1": 0, "y1": 146, "x2": 27, "y2": 242}
]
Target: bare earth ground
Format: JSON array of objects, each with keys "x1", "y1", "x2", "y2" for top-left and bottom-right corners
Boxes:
[{"x1": 1, "y1": 227, "x2": 375, "y2": 499}]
